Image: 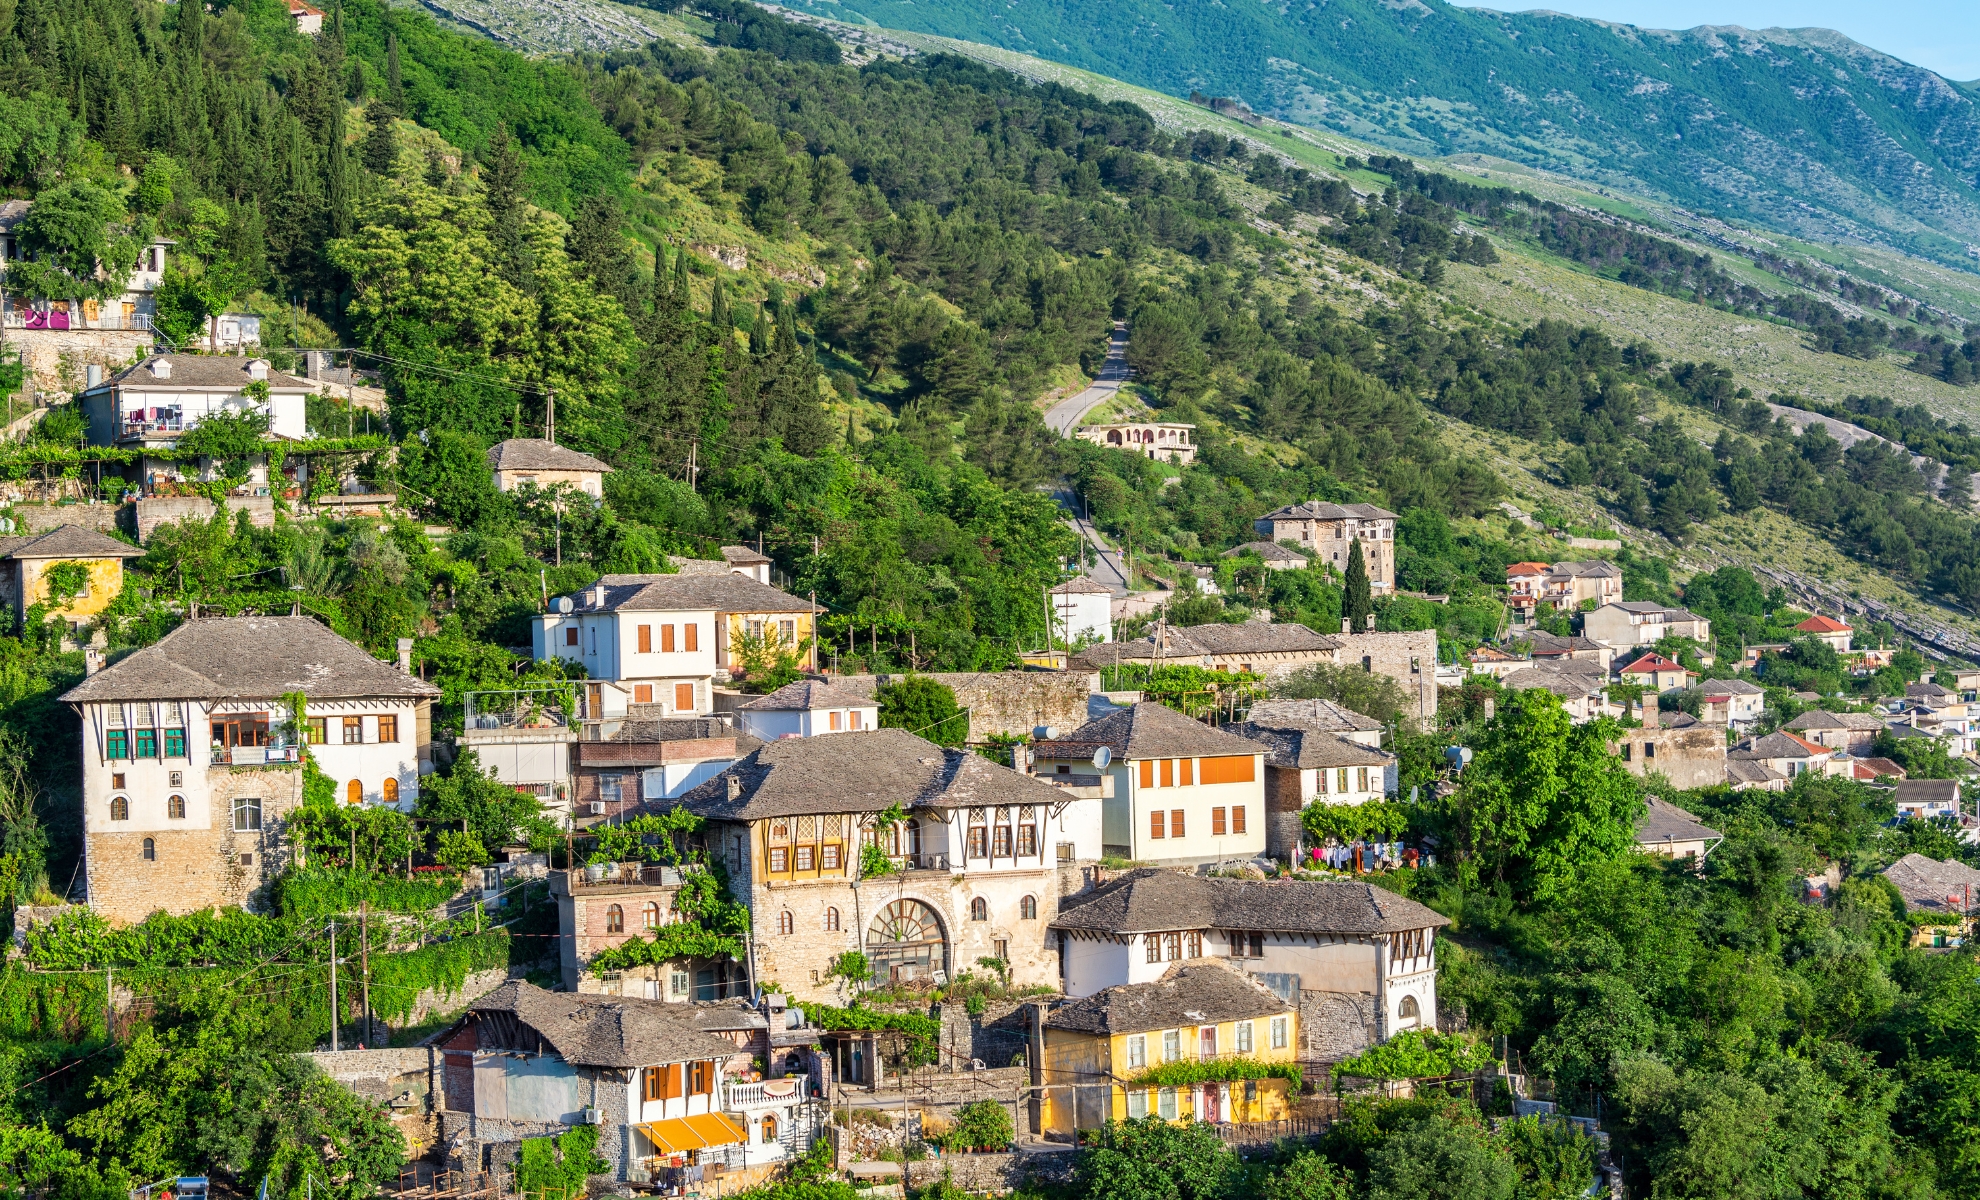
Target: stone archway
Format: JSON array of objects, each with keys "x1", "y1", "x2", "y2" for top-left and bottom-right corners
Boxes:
[{"x1": 866, "y1": 898, "x2": 948, "y2": 987}]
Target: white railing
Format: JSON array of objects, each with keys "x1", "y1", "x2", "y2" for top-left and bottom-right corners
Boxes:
[
  {"x1": 725, "y1": 1078, "x2": 802, "y2": 1108},
  {"x1": 212, "y1": 745, "x2": 301, "y2": 766}
]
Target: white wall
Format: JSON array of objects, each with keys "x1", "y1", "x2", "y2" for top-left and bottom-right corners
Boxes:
[
  {"x1": 1063, "y1": 936, "x2": 1130, "y2": 999},
  {"x1": 1124, "y1": 756, "x2": 1266, "y2": 864},
  {"x1": 308, "y1": 700, "x2": 425, "y2": 808},
  {"x1": 738, "y1": 704, "x2": 879, "y2": 741},
  {"x1": 644, "y1": 758, "x2": 732, "y2": 800},
  {"x1": 1054, "y1": 592, "x2": 1111, "y2": 645}
]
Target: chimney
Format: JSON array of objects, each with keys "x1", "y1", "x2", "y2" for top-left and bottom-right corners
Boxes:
[
  {"x1": 397, "y1": 637, "x2": 414, "y2": 673},
  {"x1": 84, "y1": 647, "x2": 104, "y2": 677},
  {"x1": 1341, "y1": 617, "x2": 1352, "y2": 634},
  {"x1": 727, "y1": 775, "x2": 742, "y2": 801},
  {"x1": 593, "y1": 583, "x2": 606, "y2": 607},
  {"x1": 84, "y1": 363, "x2": 102, "y2": 389},
  {"x1": 1482, "y1": 697, "x2": 1495, "y2": 721},
  {"x1": 1364, "y1": 612, "x2": 1376, "y2": 632}
]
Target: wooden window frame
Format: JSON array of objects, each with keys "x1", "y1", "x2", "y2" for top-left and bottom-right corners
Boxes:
[
  {"x1": 685, "y1": 623, "x2": 699, "y2": 652},
  {"x1": 661, "y1": 624, "x2": 676, "y2": 653},
  {"x1": 1232, "y1": 806, "x2": 1246, "y2": 835},
  {"x1": 638, "y1": 625, "x2": 652, "y2": 653},
  {"x1": 1149, "y1": 810, "x2": 1165, "y2": 840},
  {"x1": 675, "y1": 682, "x2": 695, "y2": 711},
  {"x1": 378, "y1": 715, "x2": 398, "y2": 743},
  {"x1": 1170, "y1": 809, "x2": 1185, "y2": 838},
  {"x1": 1211, "y1": 807, "x2": 1226, "y2": 837}
]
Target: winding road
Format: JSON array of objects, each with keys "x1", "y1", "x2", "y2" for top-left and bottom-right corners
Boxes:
[{"x1": 1044, "y1": 322, "x2": 1130, "y2": 435}]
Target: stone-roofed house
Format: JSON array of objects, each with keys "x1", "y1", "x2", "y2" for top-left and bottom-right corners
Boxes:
[
  {"x1": 1729, "y1": 731, "x2": 1841, "y2": 783},
  {"x1": 1220, "y1": 541, "x2": 1312, "y2": 571},
  {"x1": 1783, "y1": 708, "x2": 1886, "y2": 753},
  {"x1": 1069, "y1": 621, "x2": 1342, "y2": 679},
  {"x1": 1467, "y1": 644, "x2": 1532, "y2": 680},
  {"x1": 1881, "y1": 854, "x2": 1980, "y2": 917},
  {"x1": 1050, "y1": 870, "x2": 1446, "y2": 1062},
  {"x1": 1252, "y1": 501, "x2": 1398, "y2": 592},
  {"x1": 1229, "y1": 718, "x2": 1396, "y2": 860},
  {"x1": 1635, "y1": 797, "x2": 1721, "y2": 860},
  {"x1": 1893, "y1": 779, "x2": 1961, "y2": 821},
  {"x1": 486, "y1": 438, "x2": 612, "y2": 498},
  {"x1": 1032, "y1": 703, "x2": 1265, "y2": 865},
  {"x1": 60, "y1": 615, "x2": 440, "y2": 922},
  {"x1": 0, "y1": 525, "x2": 142, "y2": 627},
  {"x1": 673, "y1": 728, "x2": 1101, "y2": 1002},
  {"x1": 536, "y1": 574, "x2": 821, "y2": 719},
  {"x1": 1242, "y1": 698, "x2": 1384, "y2": 746},
  {"x1": 78, "y1": 354, "x2": 311, "y2": 448},
  {"x1": 1517, "y1": 631, "x2": 1614, "y2": 671},
  {"x1": 436, "y1": 981, "x2": 813, "y2": 1183},
  {"x1": 1726, "y1": 759, "x2": 1788, "y2": 791},
  {"x1": 669, "y1": 545, "x2": 773, "y2": 586},
  {"x1": 1698, "y1": 679, "x2": 1766, "y2": 729},
  {"x1": 1582, "y1": 602, "x2": 1711, "y2": 650},
  {"x1": 735, "y1": 679, "x2": 879, "y2": 742},
  {"x1": 1038, "y1": 960, "x2": 1297, "y2": 1134},
  {"x1": 1501, "y1": 663, "x2": 1616, "y2": 723}
]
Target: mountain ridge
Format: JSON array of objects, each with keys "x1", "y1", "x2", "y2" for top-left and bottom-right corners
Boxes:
[{"x1": 771, "y1": 0, "x2": 1980, "y2": 269}]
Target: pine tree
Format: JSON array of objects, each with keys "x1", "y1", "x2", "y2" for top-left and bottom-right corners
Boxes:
[
  {"x1": 362, "y1": 106, "x2": 396, "y2": 176},
  {"x1": 1345, "y1": 540, "x2": 1373, "y2": 631},
  {"x1": 749, "y1": 303, "x2": 769, "y2": 355},
  {"x1": 671, "y1": 249, "x2": 691, "y2": 312}
]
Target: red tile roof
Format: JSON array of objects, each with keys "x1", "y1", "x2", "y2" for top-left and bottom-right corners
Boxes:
[
  {"x1": 1620, "y1": 653, "x2": 1685, "y2": 675},
  {"x1": 1506, "y1": 562, "x2": 1549, "y2": 577},
  {"x1": 1795, "y1": 615, "x2": 1852, "y2": 634}
]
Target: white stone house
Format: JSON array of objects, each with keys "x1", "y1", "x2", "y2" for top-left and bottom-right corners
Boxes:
[
  {"x1": 1074, "y1": 422, "x2": 1197, "y2": 465},
  {"x1": 76, "y1": 355, "x2": 313, "y2": 496},
  {"x1": 677, "y1": 728, "x2": 1102, "y2": 1004},
  {"x1": 0, "y1": 199, "x2": 173, "y2": 333},
  {"x1": 60, "y1": 616, "x2": 439, "y2": 923},
  {"x1": 1032, "y1": 702, "x2": 1266, "y2": 867},
  {"x1": 1049, "y1": 870, "x2": 1448, "y2": 1058},
  {"x1": 534, "y1": 574, "x2": 822, "y2": 718},
  {"x1": 487, "y1": 439, "x2": 612, "y2": 499},
  {"x1": 1229, "y1": 717, "x2": 1397, "y2": 862},
  {"x1": 735, "y1": 679, "x2": 879, "y2": 742},
  {"x1": 1582, "y1": 602, "x2": 1712, "y2": 650},
  {"x1": 1048, "y1": 576, "x2": 1114, "y2": 646}
]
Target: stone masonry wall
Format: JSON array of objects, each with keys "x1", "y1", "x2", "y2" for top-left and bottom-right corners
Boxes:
[
  {"x1": 1302, "y1": 989, "x2": 1380, "y2": 1063},
  {"x1": 136, "y1": 495, "x2": 276, "y2": 542},
  {"x1": 1333, "y1": 631, "x2": 1439, "y2": 728},
  {"x1": 85, "y1": 763, "x2": 302, "y2": 922},
  {"x1": 828, "y1": 672, "x2": 1097, "y2": 742},
  {"x1": 1264, "y1": 765, "x2": 1304, "y2": 862}
]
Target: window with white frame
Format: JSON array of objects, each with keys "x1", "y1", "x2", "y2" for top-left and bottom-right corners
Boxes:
[
  {"x1": 1271, "y1": 1017, "x2": 1288, "y2": 1049},
  {"x1": 1236, "y1": 1021, "x2": 1253, "y2": 1053},
  {"x1": 1162, "y1": 1030, "x2": 1180, "y2": 1063},
  {"x1": 1128, "y1": 1090, "x2": 1148, "y2": 1119},
  {"x1": 1127, "y1": 1035, "x2": 1146, "y2": 1070},
  {"x1": 1158, "y1": 1089, "x2": 1177, "y2": 1119}
]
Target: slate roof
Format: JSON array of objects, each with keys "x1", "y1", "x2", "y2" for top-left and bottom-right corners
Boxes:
[
  {"x1": 721, "y1": 545, "x2": 771, "y2": 566},
  {"x1": 101, "y1": 355, "x2": 310, "y2": 391},
  {"x1": 1048, "y1": 577, "x2": 1114, "y2": 595},
  {"x1": 1730, "y1": 731, "x2": 1828, "y2": 760},
  {"x1": 1853, "y1": 757, "x2": 1906, "y2": 779},
  {"x1": 739, "y1": 679, "x2": 875, "y2": 712},
  {"x1": 465, "y1": 981, "x2": 742, "y2": 1069},
  {"x1": 1242, "y1": 698, "x2": 1382, "y2": 733},
  {"x1": 1033, "y1": 702, "x2": 1261, "y2": 762},
  {"x1": 1726, "y1": 760, "x2": 1786, "y2": 786},
  {"x1": 1222, "y1": 541, "x2": 1310, "y2": 563},
  {"x1": 61, "y1": 615, "x2": 440, "y2": 703},
  {"x1": 1257, "y1": 501, "x2": 1399, "y2": 522},
  {"x1": 1229, "y1": 721, "x2": 1393, "y2": 770},
  {"x1": 1894, "y1": 780, "x2": 1960, "y2": 804},
  {"x1": 1519, "y1": 633, "x2": 1606, "y2": 657},
  {"x1": 1907, "y1": 683, "x2": 1955, "y2": 701},
  {"x1": 675, "y1": 727, "x2": 1065, "y2": 821},
  {"x1": 1050, "y1": 869, "x2": 1448, "y2": 937},
  {"x1": 563, "y1": 573, "x2": 819, "y2": 616},
  {"x1": 1699, "y1": 679, "x2": 1765, "y2": 696},
  {"x1": 0, "y1": 526, "x2": 141, "y2": 560},
  {"x1": 0, "y1": 199, "x2": 29, "y2": 232},
  {"x1": 485, "y1": 438, "x2": 612, "y2": 474},
  {"x1": 577, "y1": 718, "x2": 761, "y2": 768},
  {"x1": 1881, "y1": 854, "x2": 1980, "y2": 914},
  {"x1": 1546, "y1": 560, "x2": 1621, "y2": 579},
  {"x1": 1784, "y1": 710, "x2": 1885, "y2": 732},
  {"x1": 1502, "y1": 666, "x2": 1607, "y2": 698},
  {"x1": 1069, "y1": 622, "x2": 1340, "y2": 669},
  {"x1": 1045, "y1": 961, "x2": 1291, "y2": 1036},
  {"x1": 1637, "y1": 797, "x2": 1721, "y2": 845}
]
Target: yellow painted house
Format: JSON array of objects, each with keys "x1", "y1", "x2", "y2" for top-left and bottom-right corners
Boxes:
[
  {"x1": 1039, "y1": 960, "x2": 1299, "y2": 1136},
  {"x1": 0, "y1": 526, "x2": 142, "y2": 626}
]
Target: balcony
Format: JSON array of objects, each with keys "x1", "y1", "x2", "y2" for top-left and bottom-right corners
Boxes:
[
  {"x1": 212, "y1": 745, "x2": 301, "y2": 766},
  {"x1": 725, "y1": 1077, "x2": 802, "y2": 1109},
  {"x1": 123, "y1": 418, "x2": 184, "y2": 440},
  {"x1": 465, "y1": 690, "x2": 575, "y2": 732}
]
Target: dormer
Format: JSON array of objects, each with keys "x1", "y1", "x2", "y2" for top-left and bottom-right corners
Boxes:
[
  {"x1": 247, "y1": 360, "x2": 269, "y2": 382},
  {"x1": 149, "y1": 358, "x2": 172, "y2": 380}
]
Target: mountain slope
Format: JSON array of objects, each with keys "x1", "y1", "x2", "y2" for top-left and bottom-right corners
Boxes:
[{"x1": 768, "y1": 0, "x2": 1980, "y2": 269}]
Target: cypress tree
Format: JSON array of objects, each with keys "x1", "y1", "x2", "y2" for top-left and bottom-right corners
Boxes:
[
  {"x1": 671, "y1": 248, "x2": 691, "y2": 311},
  {"x1": 749, "y1": 302, "x2": 769, "y2": 355},
  {"x1": 386, "y1": 32, "x2": 405, "y2": 115},
  {"x1": 1344, "y1": 540, "x2": 1373, "y2": 631},
  {"x1": 708, "y1": 276, "x2": 729, "y2": 331},
  {"x1": 363, "y1": 106, "x2": 396, "y2": 176}
]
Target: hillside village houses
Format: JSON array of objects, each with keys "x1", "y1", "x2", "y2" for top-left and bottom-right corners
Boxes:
[
  {"x1": 76, "y1": 355, "x2": 315, "y2": 497},
  {"x1": 1505, "y1": 560, "x2": 1623, "y2": 623},
  {"x1": 1251, "y1": 502, "x2": 1398, "y2": 593},
  {"x1": 0, "y1": 526, "x2": 142, "y2": 629},
  {"x1": 486, "y1": 438, "x2": 612, "y2": 498},
  {"x1": 1581, "y1": 601, "x2": 1712, "y2": 650},
  {"x1": 59, "y1": 616, "x2": 439, "y2": 923},
  {"x1": 0, "y1": 198, "x2": 173, "y2": 334},
  {"x1": 1794, "y1": 614, "x2": 1854, "y2": 652}
]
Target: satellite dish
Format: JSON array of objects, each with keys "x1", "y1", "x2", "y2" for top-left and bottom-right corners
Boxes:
[{"x1": 1092, "y1": 745, "x2": 1112, "y2": 771}]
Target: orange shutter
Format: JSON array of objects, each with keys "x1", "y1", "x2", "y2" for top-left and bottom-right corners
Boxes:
[
  {"x1": 1160, "y1": 759, "x2": 1174, "y2": 788},
  {"x1": 685, "y1": 623, "x2": 699, "y2": 651},
  {"x1": 1198, "y1": 756, "x2": 1257, "y2": 785},
  {"x1": 675, "y1": 683, "x2": 694, "y2": 711},
  {"x1": 1149, "y1": 810, "x2": 1165, "y2": 839},
  {"x1": 662, "y1": 624, "x2": 676, "y2": 653},
  {"x1": 638, "y1": 625, "x2": 652, "y2": 653},
  {"x1": 1139, "y1": 759, "x2": 1154, "y2": 789},
  {"x1": 1180, "y1": 759, "x2": 1194, "y2": 786}
]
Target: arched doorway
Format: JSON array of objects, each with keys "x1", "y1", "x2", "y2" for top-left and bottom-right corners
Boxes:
[
  {"x1": 866, "y1": 899, "x2": 948, "y2": 987},
  {"x1": 346, "y1": 779, "x2": 363, "y2": 805}
]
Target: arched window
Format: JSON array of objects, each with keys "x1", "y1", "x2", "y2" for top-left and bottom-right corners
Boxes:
[
  {"x1": 1398, "y1": 995, "x2": 1421, "y2": 1028},
  {"x1": 141, "y1": 837, "x2": 155, "y2": 861},
  {"x1": 779, "y1": 910, "x2": 795, "y2": 935},
  {"x1": 1020, "y1": 895, "x2": 1037, "y2": 920},
  {"x1": 167, "y1": 794, "x2": 185, "y2": 819},
  {"x1": 824, "y1": 907, "x2": 841, "y2": 932},
  {"x1": 606, "y1": 904, "x2": 625, "y2": 933},
  {"x1": 970, "y1": 897, "x2": 988, "y2": 922},
  {"x1": 1107, "y1": 430, "x2": 1122, "y2": 445},
  {"x1": 643, "y1": 902, "x2": 660, "y2": 930},
  {"x1": 382, "y1": 777, "x2": 399, "y2": 805},
  {"x1": 109, "y1": 796, "x2": 129, "y2": 821},
  {"x1": 867, "y1": 899, "x2": 949, "y2": 988},
  {"x1": 762, "y1": 1113, "x2": 779, "y2": 1143},
  {"x1": 345, "y1": 779, "x2": 363, "y2": 805}
]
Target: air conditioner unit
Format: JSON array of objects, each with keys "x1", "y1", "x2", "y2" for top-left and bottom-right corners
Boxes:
[
  {"x1": 588, "y1": 801, "x2": 606, "y2": 816},
  {"x1": 579, "y1": 1106, "x2": 604, "y2": 1125}
]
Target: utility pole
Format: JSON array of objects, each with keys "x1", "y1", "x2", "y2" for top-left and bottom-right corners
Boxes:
[
  {"x1": 104, "y1": 964, "x2": 112, "y2": 1042},
  {"x1": 361, "y1": 900, "x2": 372, "y2": 1049},
  {"x1": 686, "y1": 441, "x2": 697, "y2": 492},
  {"x1": 328, "y1": 919, "x2": 339, "y2": 1053},
  {"x1": 545, "y1": 386, "x2": 556, "y2": 445}
]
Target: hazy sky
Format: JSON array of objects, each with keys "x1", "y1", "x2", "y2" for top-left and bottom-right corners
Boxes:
[{"x1": 1500, "y1": 1, "x2": 1980, "y2": 81}]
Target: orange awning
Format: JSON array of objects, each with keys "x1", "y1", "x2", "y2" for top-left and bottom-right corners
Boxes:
[{"x1": 636, "y1": 1112, "x2": 748, "y2": 1154}]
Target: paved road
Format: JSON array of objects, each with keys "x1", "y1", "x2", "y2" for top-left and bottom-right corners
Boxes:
[
  {"x1": 1054, "y1": 489, "x2": 1132, "y2": 596},
  {"x1": 1044, "y1": 322, "x2": 1130, "y2": 436}
]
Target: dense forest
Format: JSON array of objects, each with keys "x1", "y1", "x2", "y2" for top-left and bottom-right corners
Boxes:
[{"x1": 0, "y1": 0, "x2": 1979, "y2": 1195}]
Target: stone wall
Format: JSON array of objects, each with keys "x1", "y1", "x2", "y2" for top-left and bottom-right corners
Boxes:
[
  {"x1": 7, "y1": 327, "x2": 154, "y2": 394},
  {"x1": 5, "y1": 502, "x2": 125, "y2": 534},
  {"x1": 936, "y1": 998, "x2": 1031, "y2": 1069},
  {"x1": 901, "y1": 1148, "x2": 1075, "y2": 1193},
  {"x1": 827, "y1": 672, "x2": 1098, "y2": 742},
  {"x1": 136, "y1": 495, "x2": 276, "y2": 542},
  {"x1": 85, "y1": 762, "x2": 302, "y2": 923},
  {"x1": 1263, "y1": 765, "x2": 1304, "y2": 861},
  {"x1": 1301, "y1": 989, "x2": 1380, "y2": 1063},
  {"x1": 1618, "y1": 724, "x2": 1727, "y2": 790},
  {"x1": 1333, "y1": 631, "x2": 1439, "y2": 728}
]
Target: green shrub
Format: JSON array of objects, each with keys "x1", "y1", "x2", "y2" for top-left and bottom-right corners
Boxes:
[{"x1": 938, "y1": 1100, "x2": 1013, "y2": 1152}]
